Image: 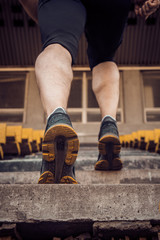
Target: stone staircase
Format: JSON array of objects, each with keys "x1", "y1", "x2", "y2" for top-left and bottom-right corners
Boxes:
[{"x1": 0, "y1": 147, "x2": 160, "y2": 239}]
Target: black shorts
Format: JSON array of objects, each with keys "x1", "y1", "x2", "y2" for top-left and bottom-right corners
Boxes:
[{"x1": 38, "y1": 0, "x2": 131, "y2": 69}]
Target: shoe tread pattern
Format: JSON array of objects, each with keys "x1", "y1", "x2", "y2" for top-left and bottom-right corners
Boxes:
[
  {"x1": 95, "y1": 134, "x2": 122, "y2": 171},
  {"x1": 42, "y1": 124, "x2": 79, "y2": 165},
  {"x1": 38, "y1": 170, "x2": 78, "y2": 184}
]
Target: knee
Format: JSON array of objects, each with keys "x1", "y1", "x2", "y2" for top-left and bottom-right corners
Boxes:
[
  {"x1": 36, "y1": 44, "x2": 72, "y2": 65},
  {"x1": 35, "y1": 44, "x2": 73, "y2": 78}
]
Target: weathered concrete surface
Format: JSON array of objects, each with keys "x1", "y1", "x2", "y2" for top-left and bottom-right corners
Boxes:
[
  {"x1": 1, "y1": 148, "x2": 160, "y2": 172},
  {"x1": 1, "y1": 221, "x2": 160, "y2": 240},
  {"x1": 0, "y1": 148, "x2": 160, "y2": 239},
  {"x1": 14, "y1": 221, "x2": 160, "y2": 240},
  {"x1": 0, "y1": 184, "x2": 160, "y2": 223},
  {"x1": 16, "y1": 222, "x2": 93, "y2": 240},
  {"x1": 93, "y1": 221, "x2": 160, "y2": 239},
  {"x1": 0, "y1": 169, "x2": 160, "y2": 184}
]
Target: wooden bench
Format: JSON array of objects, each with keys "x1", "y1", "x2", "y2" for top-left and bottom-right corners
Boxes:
[
  {"x1": 137, "y1": 130, "x2": 146, "y2": 150},
  {"x1": 131, "y1": 132, "x2": 139, "y2": 149},
  {"x1": 121, "y1": 129, "x2": 160, "y2": 153},
  {"x1": 2, "y1": 125, "x2": 22, "y2": 156},
  {"x1": 154, "y1": 129, "x2": 160, "y2": 153},
  {"x1": 32, "y1": 130, "x2": 45, "y2": 152},
  {"x1": 120, "y1": 134, "x2": 133, "y2": 148},
  {"x1": 0, "y1": 124, "x2": 45, "y2": 158},
  {"x1": 20, "y1": 128, "x2": 33, "y2": 156},
  {"x1": 0, "y1": 123, "x2": 6, "y2": 159},
  {"x1": 145, "y1": 130, "x2": 156, "y2": 152}
]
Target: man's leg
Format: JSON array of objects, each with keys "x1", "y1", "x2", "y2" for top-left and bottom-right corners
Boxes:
[
  {"x1": 83, "y1": 0, "x2": 131, "y2": 171},
  {"x1": 34, "y1": 0, "x2": 86, "y2": 184},
  {"x1": 35, "y1": 44, "x2": 73, "y2": 116},
  {"x1": 92, "y1": 61, "x2": 122, "y2": 171},
  {"x1": 18, "y1": 0, "x2": 38, "y2": 23},
  {"x1": 92, "y1": 61, "x2": 119, "y2": 119},
  {"x1": 35, "y1": 44, "x2": 79, "y2": 184}
]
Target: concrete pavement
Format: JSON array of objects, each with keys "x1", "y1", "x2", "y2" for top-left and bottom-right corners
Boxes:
[
  {"x1": 0, "y1": 147, "x2": 160, "y2": 172},
  {"x1": 0, "y1": 147, "x2": 160, "y2": 239},
  {"x1": 0, "y1": 169, "x2": 160, "y2": 184},
  {"x1": 0, "y1": 184, "x2": 160, "y2": 223}
]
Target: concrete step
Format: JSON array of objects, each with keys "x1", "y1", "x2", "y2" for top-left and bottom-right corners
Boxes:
[
  {"x1": 0, "y1": 169, "x2": 160, "y2": 184},
  {"x1": 0, "y1": 148, "x2": 160, "y2": 172},
  {"x1": 0, "y1": 148, "x2": 160, "y2": 239},
  {"x1": 0, "y1": 184, "x2": 160, "y2": 239},
  {"x1": 0, "y1": 184, "x2": 159, "y2": 223},
  {"x1": 1, "y1": 221, "x2": 160, "y2": 240}
]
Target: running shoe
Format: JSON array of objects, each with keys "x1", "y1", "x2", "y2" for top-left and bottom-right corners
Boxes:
[
  {"x1": 95, "y1": 116, "x2": 122, "y2": 171},
  {"x1": 38, "y1": 108, "x2": 79, "y2": 184}
]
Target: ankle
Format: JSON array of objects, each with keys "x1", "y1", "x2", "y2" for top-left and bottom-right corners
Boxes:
[
  {"x1": 47, "y1": 107, "x2": 66, "y2": 120},
  {"x1": 101, "y1": 115, "x2": 116, "y2": 123}
]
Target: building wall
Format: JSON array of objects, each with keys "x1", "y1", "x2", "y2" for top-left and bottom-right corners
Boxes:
[
  {"x1": 0, "y1": 67, "x2": 160, "y2": 143},
  {"x1": 119, "y1": 69, "x2": 160, "y2": 136},
  {"x1": 25, "y1": 71, "x2": 44, "y2": 129}
]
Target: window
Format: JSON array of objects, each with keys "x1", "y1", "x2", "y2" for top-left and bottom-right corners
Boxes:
[
  {"x1": 0, "y1": 71, "x2": 27, "y2": 123},
  {"x1": 67, "y1": 69, "x2": 123, "y2": 123},
  {"x1": 142, "y1": 71, "x2": 160, "y2": 122},
  {"x1": 67, "y1": 71, "x2": 83, "y2": 122}
]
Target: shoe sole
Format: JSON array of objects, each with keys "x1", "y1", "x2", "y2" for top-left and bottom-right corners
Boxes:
[
  {"x1": 95, "y1": 134, "x2": 122, "y2": 171},
  {"x1": 38, "y1": 171, "x2": 78, "y2": 184},
  {"x1": 38, "y1": 124, "x2": 79, "y2": 184}
]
